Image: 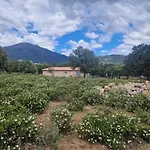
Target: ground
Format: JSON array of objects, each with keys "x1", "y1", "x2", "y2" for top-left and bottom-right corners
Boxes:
[{"x1": 33, "y1": 101, "x2": 150, "y2": 150}]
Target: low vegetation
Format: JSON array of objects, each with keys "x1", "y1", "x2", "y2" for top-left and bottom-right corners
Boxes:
[{"x1": 0, "y1": 73, "x2": 150, "y2": 150}]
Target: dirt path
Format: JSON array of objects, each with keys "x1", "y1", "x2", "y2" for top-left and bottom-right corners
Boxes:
[
  {"x1": 35, "y1": 101, "x2": 66, "y2": 127},
  {"x1": 57, "y1": 133, "x2": 108, "y2": 150},
  {"x1": 25, "y1": 102, "x2": 150, "y2": 150},
  {"x1": 72, "y1": 105, "x2": 98, "y2": 123}
]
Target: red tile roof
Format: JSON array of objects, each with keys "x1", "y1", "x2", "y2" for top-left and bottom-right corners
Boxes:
[{"x1": 42, "y1": 67, "x2": 80, "y2": 71}]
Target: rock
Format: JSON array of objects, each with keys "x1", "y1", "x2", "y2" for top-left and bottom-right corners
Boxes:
[
  {"x1": 134, "y1": 83, "x2": 143, "y2": 88},
  {"x1": 108, "y1": 83, "x2": 116, "y2": 88},
  {"x1": 104, "y1": 86, "x2": 110, "y2": 91},
  {"x1": 100, "y1": 88, "x2": 105, "y2": 95},
  {"x1": 145, "y1": 81, "x2": 150, "y2": 88}
]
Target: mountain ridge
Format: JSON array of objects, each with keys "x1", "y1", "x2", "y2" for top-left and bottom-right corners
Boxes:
[
  {"x1": 4, "y1": 43, "x2": 126, "y2": 64},
  {"x1": 4, "y1": 43, "x2": 68, "y2": 64}
]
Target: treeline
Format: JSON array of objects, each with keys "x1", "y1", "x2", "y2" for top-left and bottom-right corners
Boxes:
[
  {"x1": 90, "y1": 63, "x2": 123, "y2": 78},
  {"x1": 0, "y1": 46, "x2": 49, "y2": 74},
  {"x1": 69, "y1": 44, "x2": 150, "y2": 79},
  {"x1": 0, "y1": 46, "x2": 71, "y2": 74},
  {"x1": 1, "y1": 44, "x2": 150, "y2": 79}
]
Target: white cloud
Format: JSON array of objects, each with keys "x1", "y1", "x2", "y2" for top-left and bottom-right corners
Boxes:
[
  {"x1": 99, "y1": 34, "x2": 113, "y2": 43},
  {"x1": 0, "y1": 32, "x2": 57, "y2": 50},
  {"x1": 0, "y1": 32, "x2": 23, "y2": 46},
  {"x1": 85, "y1": 32, "x2": 99, "y2": 39},
  {"x1": 0, "y1": 0, "x2": 150, "y2": 55},
  {"x1": 68, "y1": 39, "x2": 102, "y2": 50},
  {"x1": 100, "y1": 50, "x2": 109, "y2": 54},
  {"x1": 61, "y1": 39, "x2": 102, "y2": 56},
  {"x1": 109, "y1": 44, "x2": 133, "y2": 55},
  {"x1": 23, "y1": 34, "x2": 57, "y2": 50},
  {"x1": 61, "y1": 48, "x2": 72, "y2": 56}
]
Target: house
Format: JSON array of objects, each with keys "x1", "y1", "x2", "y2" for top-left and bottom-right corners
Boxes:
[{"x1": 42, "y1": 67, "x2": 80, "y2": 77}]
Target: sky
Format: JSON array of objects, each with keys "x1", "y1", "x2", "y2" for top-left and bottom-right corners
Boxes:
[{"x1": 0, "y1": 0, "x2": 150, "y2": 56}]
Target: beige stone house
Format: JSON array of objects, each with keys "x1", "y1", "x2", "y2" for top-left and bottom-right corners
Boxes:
[{"x1": 42, "y1": 67, "x2": 80, "y2": 77}]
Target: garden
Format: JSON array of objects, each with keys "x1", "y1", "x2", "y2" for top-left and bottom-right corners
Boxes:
[{"x1": 0, "y1": 73, "x2": 150, "y2": 150}]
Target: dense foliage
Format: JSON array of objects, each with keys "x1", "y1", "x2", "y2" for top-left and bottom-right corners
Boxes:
[
  {"x1": 51, "y1": 108, "x2": 72, "y2": 134},
  {"x1": 90, "y1": 63, "x2": 123, "y2": 78},
  {"x1": 77, "y1": 113, "x2": 140, "y2": 149},
  {"x1": 124, "y1": 44, "x2": 150, "y2": 79},
  {"x1": 69, "y1": 46, "x2": 98, "y2": 77},
  {"x1": 0, "y1": 46, "x2": 8, "y2": 71}
]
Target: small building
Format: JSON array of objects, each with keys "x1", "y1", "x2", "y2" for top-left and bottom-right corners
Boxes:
[{"x1": 42, "y1": 67, "x2": 80, "y2": 77}]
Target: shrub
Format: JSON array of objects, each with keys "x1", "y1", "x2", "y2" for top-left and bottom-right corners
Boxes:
[
  {"x1": 104, "y1": 90, "x2": 130, "y2": 109},
  {"x1": 136, "y1": 111, "x2": 150, "y2": 125},
  {"x1": 35, "y1": 123, "x2": 60, "y2": 150},
  {"x1": 41, "y1": 88, "x2": 58, "y2": 101},
  {"x1": 0, "y1": 104, "x2": 38, "y2": 150},
  {"x1": 139, "y1": 125, "x2": 150, "y2": 143},
  {"x1": 51, "y1": 108, "x2": 72, "y2": 134},
  {"x1": 77, "y1": 113, "x2": 140, "y2": 150},
  {"x1": 80, "y1": 89, "x2": 102, "y2": 105},
  {"x1": 16, "y1": 90, "x2": 49, "y2": 113},
  {"x1": 66, "y1": 98, "x2": 85, "y2": 111},
  {"x1": 127, "y1": 94, "x2": 150, "y2": 112}
]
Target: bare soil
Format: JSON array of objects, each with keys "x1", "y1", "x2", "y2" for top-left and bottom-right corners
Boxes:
[
  {"x1": 72, "y1": 105, "x2": 98, "y2": 123},
  {"x1": 57, "y1": 133, "x2": 108, "y2": 150},
  {"x1": 35, "y1": 101, "x2": 66, "y2": 127}
]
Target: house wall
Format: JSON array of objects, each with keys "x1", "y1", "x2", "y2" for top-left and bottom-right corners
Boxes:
[
  {"x1": 43, "y1": 70, "x2": 80, "y2": 77},
  {"x1": 43, "y1": 70, "x2": 52, "y2": 76}
]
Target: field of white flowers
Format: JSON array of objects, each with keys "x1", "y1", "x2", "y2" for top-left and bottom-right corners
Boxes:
[{"x1": 0, "y1": 73, "x2": 150, "y2": 150}]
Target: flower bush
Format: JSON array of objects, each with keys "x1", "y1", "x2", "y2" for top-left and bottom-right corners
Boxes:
[
  {"x1": 77, "y1": 113, "x2": 140, "y2": 150},
  {"x1": 51, "y1": 108, "x2": 72, "y2": 134},
  {"x1": 16, "y1": 90, "x2": 49, "y2": 113},
  {"x1": 103, "y1": 90, "x2": 130, "y2": 109},
  {"x1": 0, "y1": 104, "x2": 38, "y2": 150},
  {"x1": 139, "y1": 125, "x2": 150, "y2": 143},
  {"x1": 80, "y1": 89, "x2": 103, "y2": 105},
  {"x1": 127, "y1": 94, "x2": 150, "y2": 112},
  {"x1": 136, "y1": 111, "x2": 150, "y2": 125},
  {"x1": 66, "y1": 98, "x2": 85, "y2": 111}
]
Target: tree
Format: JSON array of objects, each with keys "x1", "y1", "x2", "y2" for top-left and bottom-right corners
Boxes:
[
  {"x1": 69, "y1": 46, "x2": 98, "y2": 77},
  {"x1": 0, "y1": 46, "x2": 8, "y2": 71},
  {"x1": 7, "y1": 60, "x2": 19, "y2": 73},
  {"x1": 124, "y1": 44, "x2": 150, "y2": 79},
  {"x1": 90, "y1": 63, "x2": 123, "y2": 78},
  {"x1": 36, "y1": 63, "x2": 51, "y2": 74},
  {"x1": 18, "y1": 61, "x2": 37, "y2": 74},
  {"x1": 111, "y1": 65, "x2": 123, "y2": 78}
]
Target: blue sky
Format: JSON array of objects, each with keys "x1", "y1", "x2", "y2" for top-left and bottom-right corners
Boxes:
[
  {"x1": 55, "y1": 30, "x2": 123, "y2": 55},
  {"x1": 0, "y1": 0, "x2": 150, "y2": 56}
]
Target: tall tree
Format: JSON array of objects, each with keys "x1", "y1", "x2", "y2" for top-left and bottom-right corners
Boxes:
[
  {"x1": 0, "y1": 46, "x2": 8, "y2": 71},
  {"x1": 69, "y1": 46, "x2": 98, "y2": 77},
  {"x1": 124, "y1": 44, "x2": 150, "y2": 79}
]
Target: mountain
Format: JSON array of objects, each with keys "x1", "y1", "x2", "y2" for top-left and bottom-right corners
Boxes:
[
  {"x1": 4, "y1": 43, "x2": 68, "y2": 64},
  {"x1": 98, "y1": 55, "x2": 126, "y2": 64}
]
